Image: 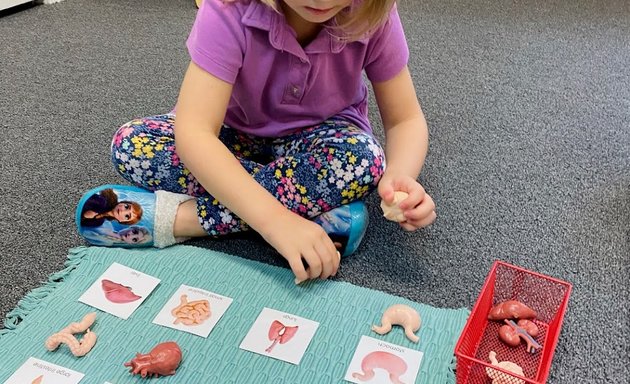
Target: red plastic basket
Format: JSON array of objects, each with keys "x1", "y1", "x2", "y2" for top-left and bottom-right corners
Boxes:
[{"x1": 454, "y1": 261, "x2": 572, "y2": 384}]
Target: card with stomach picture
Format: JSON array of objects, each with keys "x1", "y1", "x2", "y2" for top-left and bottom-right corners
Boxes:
[
  {"x1": 152, "y1": 284, "x2": 233, "y2": 337},
  {"x1": 345, "y1": 336, "x2": 424, "y2": 384},
  {"x1": 239, "y1": 307, "x2": 320, "y2": 365}
]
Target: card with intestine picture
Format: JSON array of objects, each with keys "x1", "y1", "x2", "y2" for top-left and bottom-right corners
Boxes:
[
  {"x1": 240, "y1": 307, "x2": 320, "y2": 365},
  {"x1": 152, "y1": 284, "x2": 233, "y2": 337},
  {"x1": 78, "y1": 263, "x2": 160, "y2": 320},
  {"x1": 3, "y1": 357, "x2": 84, "y2": 384}
]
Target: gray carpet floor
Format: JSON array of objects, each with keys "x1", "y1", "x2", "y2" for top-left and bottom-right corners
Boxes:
[{"x1": 1, "y1": 0, "x2": 628, "y2": 382}]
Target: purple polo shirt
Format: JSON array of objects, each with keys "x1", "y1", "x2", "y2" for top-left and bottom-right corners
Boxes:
[{"x1": 186, "y1": 0, "x2": 409, "y2": 137}]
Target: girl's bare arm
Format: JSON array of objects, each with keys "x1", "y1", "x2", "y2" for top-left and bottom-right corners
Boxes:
[{"x1": 174, "y1": 62, "x2": 338, "y2": 280}]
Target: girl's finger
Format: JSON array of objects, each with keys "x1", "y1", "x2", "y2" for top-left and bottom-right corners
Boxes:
[
  {"x1": 302, "y1": 249, "x2": 323, "y2": 280},
  {"x1": 404, "y1": 195, "x2": 435, "y2": 221},
  {"x1": 314, "y1": 241, "x2": 335, "y2": 279},
  {"x1": 408, "y1": 210, "x2": 437, "y2": 229},
  {"x1": 288, "y1": 253, "x2": 309, "y2": 284},
  {"x1": 399, "y1": 221, "x2": 417, "y2": 231},
  {"x1": 398, "y1": 185, "x2": 425, "y2": 210}
]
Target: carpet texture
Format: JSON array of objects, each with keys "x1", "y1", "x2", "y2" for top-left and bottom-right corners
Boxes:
[
  {"x1": 0, "y1": 246, "x2": 468, "y2": 383},
  {"x1": 0, "y1": 1, "x2": 628, "y2": 383}
]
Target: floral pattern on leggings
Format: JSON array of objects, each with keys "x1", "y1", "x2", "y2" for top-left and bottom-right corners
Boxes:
[{"x1": 111, "y1": 114, "x2": 386, "y2": 236}]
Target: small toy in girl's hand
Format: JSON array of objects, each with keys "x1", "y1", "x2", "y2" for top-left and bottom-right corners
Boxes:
[
  {"x1": 488, "y1": 300, "x2": 537, "y2": 321},
  {"x1": 380, "y1": 191, "x2": 409, "y2": 223},
  {"x1": 499, "y1": 319, "x2": 542, "y2": 353},
  {"x1": 486, "y1": 351, "x2": 525, "y2": 384},
  {"x1": 124, "y1": 341, "x2": 182, "y2": 378},
  {"x1": 372, "y1": 304, "x2": 422, "y2": 343},
  {"x1": 45, "y1": 312, "x2": 98, "y2": 357}
]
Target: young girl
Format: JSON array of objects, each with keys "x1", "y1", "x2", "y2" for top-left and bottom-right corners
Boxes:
[{"x1": 79, "y1": 0, "x2": 436, "y2": 283}]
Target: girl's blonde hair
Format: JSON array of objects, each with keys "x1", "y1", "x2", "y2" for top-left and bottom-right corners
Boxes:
[{"x1": 251, "y1": 0, "x2": 397, "y2": 41}]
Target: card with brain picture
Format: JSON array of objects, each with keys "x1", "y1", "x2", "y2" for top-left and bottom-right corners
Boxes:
[{"x1": 152, "y1": 284, "x2": 233, "y2": 337}]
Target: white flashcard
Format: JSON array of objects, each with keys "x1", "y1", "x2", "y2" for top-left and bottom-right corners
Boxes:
[
  {"x1": 344, "y1": 336, "x2": 424, "y2": 384},
  {"x1": 239, "y1": 307, "x2": 319, "y2": 365},
  {"x1": 152, "y1": 284, "x2": 233, "y2": 337},
  {"x1": 3, "y1": 357, "x2": 84, "y2": 384},
  {"x1": 78, "y1": 262, "x2": 160, "y2": 319}
]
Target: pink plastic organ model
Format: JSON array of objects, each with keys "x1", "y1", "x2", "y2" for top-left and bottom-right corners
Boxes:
[
  {"x1": 372, "y1": 304, "x2": 422, "y2": 343},
  {"x1": 45, "y1": 312, "x2": 98, "y2": 357},
  {"x1": 488, "y1": 300, "x2": 537, "y2": 321},
  {"x1": 124, "y1": 341, "x2": 182, "y2": 378}
]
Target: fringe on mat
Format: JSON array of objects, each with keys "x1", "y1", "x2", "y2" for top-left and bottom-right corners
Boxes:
[{"x1": 0, "y1": 247, "x2": 88, "y2": 336}]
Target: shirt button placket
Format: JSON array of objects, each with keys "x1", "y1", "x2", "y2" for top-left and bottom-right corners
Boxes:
[{"x1": 284, "y1": 55, "x2": 309, "y2": 103}]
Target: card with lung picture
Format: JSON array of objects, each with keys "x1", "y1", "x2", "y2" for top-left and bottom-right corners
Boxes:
[{"x1": 78, "y1": 262, "x2": 160, "y2": 319}]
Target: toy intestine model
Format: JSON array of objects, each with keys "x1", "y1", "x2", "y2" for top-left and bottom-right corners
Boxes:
[
  {"x1": 124, "y1": 341, "x2": 182, "y2": 378},
  {"x1": 372, "y1": 304, "x2": 422, "y2": 343},
  {"x1": 488, "y1": 300, "x2": 541, "y2": 353},
  {"x1": 45, "y1": 312, "x2": 98, "y2": 357}
]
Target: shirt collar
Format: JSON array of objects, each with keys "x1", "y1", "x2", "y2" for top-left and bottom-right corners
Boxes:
[{"x1": 241, "y1": 1, "x2": 366, "y2": 56}]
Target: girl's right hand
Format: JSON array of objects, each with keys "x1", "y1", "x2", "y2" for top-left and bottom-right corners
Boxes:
[{"x1": 259, "y1": 211, "x2": 340, "y2": 284}]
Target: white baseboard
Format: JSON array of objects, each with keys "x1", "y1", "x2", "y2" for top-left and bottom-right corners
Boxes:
[{"x1": 0, "y1": 0, "x2": 32, "y2": 11}]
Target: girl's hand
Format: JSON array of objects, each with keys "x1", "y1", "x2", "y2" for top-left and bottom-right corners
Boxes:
[
  {"x1": 259, "y1": 211, "x2": 340, "y2": 284},
  {"x1": 378, "y1": 173, "x2": 436, "y2": 231}
]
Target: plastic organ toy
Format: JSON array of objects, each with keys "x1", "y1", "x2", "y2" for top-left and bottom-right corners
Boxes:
[
  {"x1": 488, "y1": 300, "x2": 537, "y2": 321},
  {"x1": 486, "y1": 351, "x2": 525, "y2": 384},
  {"x1": 380, "y1": 191, "x2": 409, "y2": 223},
  {"x1": 372, "y1": 304, "x2": 422, "y2": 343},
  {"x1": 124, "y1": 341, "x2": 182, "y2": 378},
  {"x1": 45, "y1": 312, "x2": 98, "y2": 357},
  {"x1": 500, "y1": 319, "x2": 542, "y2": 353}
]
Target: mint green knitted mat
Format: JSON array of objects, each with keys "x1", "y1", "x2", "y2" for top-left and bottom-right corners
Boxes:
[{"x1": 0, "y1": 246, "x2": 469, "y2": 383}]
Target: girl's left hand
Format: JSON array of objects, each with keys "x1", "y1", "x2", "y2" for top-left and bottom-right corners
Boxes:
[{"x1": 378, "y1": 173, "x2": 436, "y2": 231}]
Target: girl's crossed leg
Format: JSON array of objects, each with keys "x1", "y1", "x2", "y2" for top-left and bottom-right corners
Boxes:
[{"x1": 110, "y1": 114, "x2": 385, "y2": 242}]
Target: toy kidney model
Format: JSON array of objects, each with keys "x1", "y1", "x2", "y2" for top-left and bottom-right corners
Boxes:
[
  {"x1": 516, "y1": 319, "x2": 539, "y2": 337},
  {"x1": 498, "y1": 325, "x2": 522, "y2": 347}
]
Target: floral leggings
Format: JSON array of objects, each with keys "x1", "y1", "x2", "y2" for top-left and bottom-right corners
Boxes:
[{"x1": 111, "y1": 114, "x2": 386, "y2": 236}]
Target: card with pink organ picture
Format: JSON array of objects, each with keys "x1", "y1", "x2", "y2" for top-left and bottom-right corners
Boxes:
[{"x1": 79, "y1": 262, "x2": 160, "y2": 319}]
